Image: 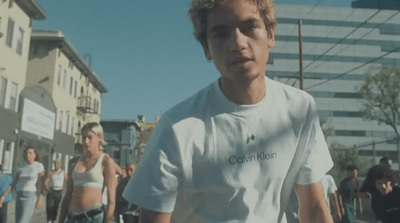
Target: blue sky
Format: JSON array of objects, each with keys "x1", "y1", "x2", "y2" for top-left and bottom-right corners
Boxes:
[{"x1": 34, "y1": 0, "x2": 352, "y2": 122}]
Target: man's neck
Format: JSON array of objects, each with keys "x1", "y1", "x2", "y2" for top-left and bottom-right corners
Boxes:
[{"x1": 219, "y1": 75, "x2": 266, "y2": 105}]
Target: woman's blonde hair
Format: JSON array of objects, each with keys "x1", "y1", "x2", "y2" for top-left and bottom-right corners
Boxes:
[
  {"x1": 188, "y1": 0, "x2": 276, "y2": 49},
  {"x1": 81, "y1": 122, "x2": 107, "y2": 149}
]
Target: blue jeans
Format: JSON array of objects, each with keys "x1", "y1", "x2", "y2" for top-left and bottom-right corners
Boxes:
[
  {"x1": 15, "y1": 191, "x2": 37, "y2": 223},
  {"x1": 342, "y1": 203, "x2": 355, "y2": 223}
]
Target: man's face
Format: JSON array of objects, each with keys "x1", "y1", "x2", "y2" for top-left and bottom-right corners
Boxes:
[
  {"x1": 375, "y1": 178, "x2": 392, "y2": 195},
  {"x1": 126, "y1": 165, "x2": 135, "y2": 178},
  {"x1": 347, "y1": 169, "x2": 358, "y2": 179},
  {"x1": 204, "y1": 0, "x2": 275, "y2": 85}
]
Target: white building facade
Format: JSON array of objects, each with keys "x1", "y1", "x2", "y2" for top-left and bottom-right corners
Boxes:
[{"x1": 269, "y1": 4, "x2": 400, "y2": 166}]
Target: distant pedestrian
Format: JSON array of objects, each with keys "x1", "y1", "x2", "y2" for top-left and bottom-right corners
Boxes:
[
  {"x1": 366, "y1": 164, "x2": 400, "y2": 223},
  {"x1": 0, "y1": 146, "x2": 45, "y2": 223},
  {"x1": 58, "y1": 122, "x2": 117, "y2": 223},
  {"x1": 338, "y1": 165, "x2": 362, "y2": 223},
  {"x1": 0, "y1": 165, "x2": 12, "y2": 223},
  {"x1": 321, "y1": 174, "x2": 341, "y2": 222},
  {"x1": 44, "y1": 159, "x2": 67, "y2": 223},
  {"x1": 115, "y1": 162, "x2": 139, "y2": 223},
  {"x1": 359, "y1": 157, "x2": 396, "y2": 221}
]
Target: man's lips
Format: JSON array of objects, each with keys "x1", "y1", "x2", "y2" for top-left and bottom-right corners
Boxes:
[{"x1": 229, "y1": 57, "x2": 252, "y2": 65}]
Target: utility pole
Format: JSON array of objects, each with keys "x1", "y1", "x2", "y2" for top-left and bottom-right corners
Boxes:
[{"x1": 298, "y1": 20, "x2": 304, "y2": 90}]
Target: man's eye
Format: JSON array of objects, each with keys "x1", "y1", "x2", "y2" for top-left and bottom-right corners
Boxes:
[
  {"x1": 242, "y1": 26, "x2": 257, "y2": 34},
  {"x1": 213, "y1": 31, "x2": 229, "y2": 39}
]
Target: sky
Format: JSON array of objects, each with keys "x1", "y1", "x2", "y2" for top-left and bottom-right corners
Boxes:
[{"x1": 34, "y1": 0, "x2": 352, "y2": 122}]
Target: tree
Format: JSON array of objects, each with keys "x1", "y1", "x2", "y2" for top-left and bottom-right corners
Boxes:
[{"x1": 358, "y1": 66, "x2": 400, "y2": 169}]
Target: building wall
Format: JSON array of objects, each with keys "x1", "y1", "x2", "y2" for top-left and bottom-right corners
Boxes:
[
  {"x1": 0, "y1": 0, "x2": 34, "y2": 111},
  {"x1": 0, "y1": 0, "x2": 45, "y2": 173},
  {"x1": 269, "y1": 5, "x2": 400, "y2": 164}
]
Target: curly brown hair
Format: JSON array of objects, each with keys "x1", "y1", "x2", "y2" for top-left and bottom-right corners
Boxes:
[{"x1": 188, "y1": 0, "x2": 276, "y2": 48}]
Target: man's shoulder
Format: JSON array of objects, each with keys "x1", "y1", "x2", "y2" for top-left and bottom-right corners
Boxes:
[{"x1": 161, "y1": 81, "x2": 216, "y2": 121}]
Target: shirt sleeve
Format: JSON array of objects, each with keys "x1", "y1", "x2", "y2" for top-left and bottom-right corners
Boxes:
[
  {"x1": 123, "y1": 116, "x2": 182, "y2": 213},
  {"x1": 296, "y1": 96, "x2": 333, "y2": 185},
  {"x1": 327, "y1": 175, "x2": 337, "y2": 193},
  {"x1": 37, "y1": 162, "x2": 45, "y2": 173}
]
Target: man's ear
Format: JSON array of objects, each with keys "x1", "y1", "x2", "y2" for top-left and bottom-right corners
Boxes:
[
  {"x1": 203, "y1": 44, "x2": 212, "y2": 61},
  {"x1": 268, "y1": 27, "x2": 276, "y2": 48}
]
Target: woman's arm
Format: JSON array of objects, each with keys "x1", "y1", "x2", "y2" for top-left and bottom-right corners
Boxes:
[
  {"x1": 36, "y1": 171, "x2": 45, "y2": 209},
  {"x1": 296, "y1": 182, "x2": 333, "y2": 223},
  {"x1": 44, "y1": 171, "x2": 52, "y2": 192},
  {"x1": 58, "y1": 161, "x2": 76, "y2": 223},
  {"x1": 103, "y1": 154, "x2": 117, "y2": 223}
]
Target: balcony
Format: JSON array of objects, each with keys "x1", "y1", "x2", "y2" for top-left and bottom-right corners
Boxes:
[{"x1": 77, "y1": 96, "x2": 98, "y2": 114}]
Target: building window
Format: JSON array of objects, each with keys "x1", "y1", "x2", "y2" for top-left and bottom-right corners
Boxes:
[
  {"x1": 70, "y1": 117, "x2": 75, "y2": 136},
  {"x1": 16, "y1": 27, "x2": 24, "y2": 55},
  {"x1": 6, "y1": 17, "x2": 14, "y2": 48},
  {"x1": 57, "y1": 65, "x2": 62, "y2": 86},
  {"x1": 66, "y1": 114, "x2": 70, "y2": 134},
  {"x1": 74, "y1": 81, "x2": 77, "y2": 98},
  {"x1": 56, "y1": 109, "x2": 61, "y2": 130},
  {"x1": 62, "y1": 69, "x2": 67, "y2": 90},
  {"x1": 62, "y1": 111, "x2": 67, "y2": 133},
  {"x1": 69, "y1": 77, "x2": 73, "y2": 95},
  {"x1": 9, "y1": 82, "x2": 17, "y2": 111},
  {"x1": 58, "y1": 110, "x2": 63, "y2": 131},
  {"x1": 0, "y1": 77, "x2": 7, "y2": 107}
]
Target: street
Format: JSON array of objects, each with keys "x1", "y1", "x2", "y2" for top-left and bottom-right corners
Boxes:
[{"x1": 4, "y1": 199, "x2": 377, "y2": 223}]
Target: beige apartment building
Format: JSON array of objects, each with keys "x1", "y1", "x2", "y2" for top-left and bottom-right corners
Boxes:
[
  {"x1": 1, "y1": 1, "x2": 107, "y2": 172},
  {"x1": 26, "y1": 30, "x2": 107, "y2": 171},
  {"x1": 0, "y1": 0, "x2": 46, "y2": 173}
]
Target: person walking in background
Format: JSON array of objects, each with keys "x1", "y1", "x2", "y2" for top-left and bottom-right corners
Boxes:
[
  {"x1": 44, "y1": 159, "x2": 68, "y2": 223},
  {"x1": 58, "y1": 122, "x2": 117, "y2": 223},
  {"x1": 0, "y1": 165, "x2": 12, "y2": 223},
  {"x1": 115, "y1": 162, "x2": 139, "y2": 223},
  {"x1": 338, "y1": 165, "x2": 362, "y2": 223},
  {"x1": 359, "y1": 156, "x2": 396, "y2": 222},
  {"x1": 366, "y1": 164, "x2": 400, "y2": 223},
  {"x1": 321, "y1": 174, "x2": 342, "y2": 222},
  {"x1": 123, "y1": 0, "x2": 334, "y2": 222},
  {"x1": 0, "y1": 146, "x2": 45, "y2": 223}
]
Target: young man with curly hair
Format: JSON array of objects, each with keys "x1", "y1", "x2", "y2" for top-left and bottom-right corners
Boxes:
[{"x1": 123, "y1": 1, "x2": 333, "y2": 222}]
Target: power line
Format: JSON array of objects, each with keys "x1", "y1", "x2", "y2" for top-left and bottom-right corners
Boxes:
[
  {"x1": 279, "y1": 0, "x2": 323, "y2": 52},
  {"x1": 305, "y1": 46, "x2": 400, "y2": 90},
  {"x1": 306, "y1": 10, "x2": 400, "y2": 74},
  {"x1": 303, "y1": 9, "x2": 382, "y2": 72},
  {"x1": 354, "y1": 136, "x2": 399, "y2": 149}
]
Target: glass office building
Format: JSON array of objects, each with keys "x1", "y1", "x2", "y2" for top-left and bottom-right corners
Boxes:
[{"x1": 269, "y1": 4, "x2": 400, "y2": 165}]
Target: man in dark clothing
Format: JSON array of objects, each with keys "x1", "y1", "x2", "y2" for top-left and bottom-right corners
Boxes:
[
  {"x1": 359, "y1": 157, "x2": 395, "y2": 221},
  {"x1": 366, "y1": 164, "x2": 400, "y2": 223},
  {"x1": 338, "y1": 165, "x2": 362, "y2": 223},
  {"x1": 115, "y1": 162, "x2": 140, "y2": 223}
]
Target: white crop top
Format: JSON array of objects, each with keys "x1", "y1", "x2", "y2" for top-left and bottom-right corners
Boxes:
[
  {"x1": 72, "y1": 153, "x2": 104, "y2": 189},
  {"x1": 49, "y1": 170, "x2": 65, "y2": 190}
]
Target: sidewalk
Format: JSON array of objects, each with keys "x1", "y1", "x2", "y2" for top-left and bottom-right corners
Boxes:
[{"x1": 5, "y1": 198, "x2": 377, "y2": 223}]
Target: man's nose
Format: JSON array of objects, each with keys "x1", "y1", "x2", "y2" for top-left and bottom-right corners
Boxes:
[{"x1": 230, "y1": 29, "x2": 247, "y2": 52}]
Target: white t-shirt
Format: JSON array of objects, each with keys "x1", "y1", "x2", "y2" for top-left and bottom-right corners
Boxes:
[
  {"x1": 321, "y1": 174, "x2": 337, "y2": 211},
  {"x1": 16, "y1": 161, "x2": 44, "y2": 192},
  {"x1": 123, "y1": 77, "x2": 333, "y2": 223}
]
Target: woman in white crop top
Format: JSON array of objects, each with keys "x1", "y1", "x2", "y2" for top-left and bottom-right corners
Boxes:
[
  {"x1": 0, "y1": 146, "x2": 45, "y2": 223},
  {"x1": 44, "y1": 159, "x2": 67, "y2": 223},
  {"x1": 58, "y1": 122, "x2": 117, "y2": 223}
]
